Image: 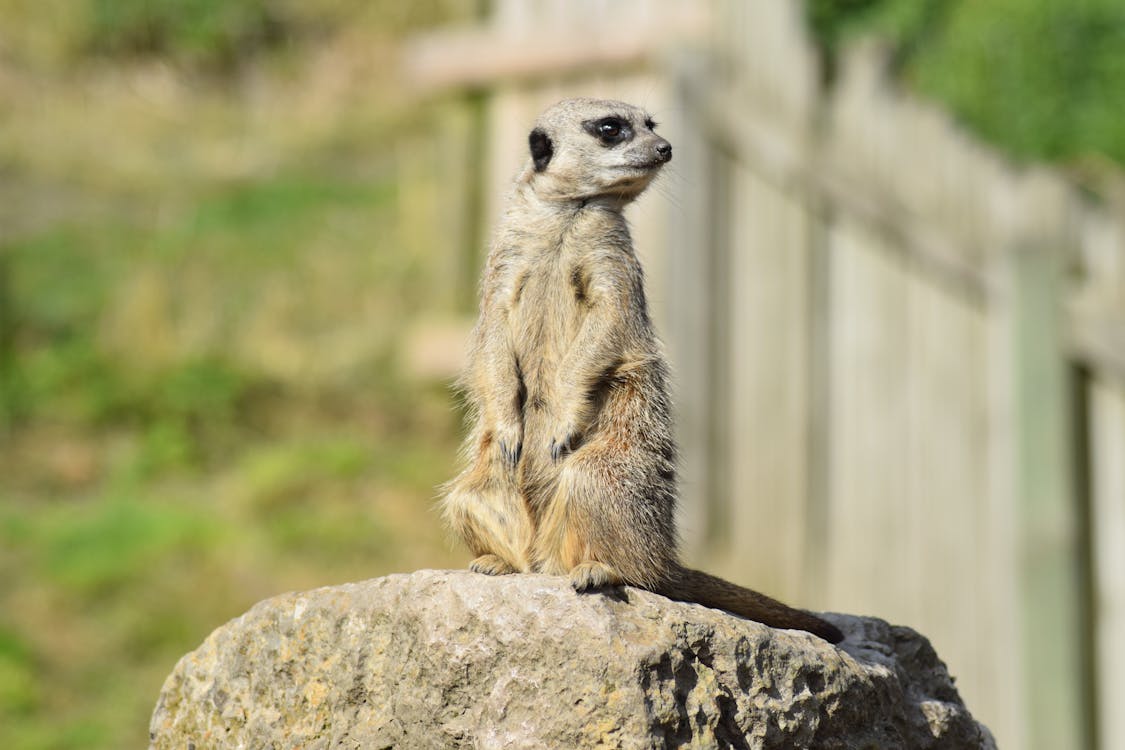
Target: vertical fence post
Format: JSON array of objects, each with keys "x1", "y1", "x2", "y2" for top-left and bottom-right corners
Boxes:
[
  {"x1": 666, "y1": 54, "x2": 718, "y2": 558},
  {"x1": 1089, "y1": 373, "x2": 1125, "y2": 750},
  {"x1": 804, "y1": 195, "x2": 833, "y2": 605},
  {"x1": 457, "y1": 92, "x2": 490, "y2": 313},
  {"x1": 1008, "y1": 237, "x2": 1089, "y2": 750}
]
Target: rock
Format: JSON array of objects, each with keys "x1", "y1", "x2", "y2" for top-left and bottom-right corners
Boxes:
[{"x1": 149, "y1": 569, "x2": 994, "y2": 749}]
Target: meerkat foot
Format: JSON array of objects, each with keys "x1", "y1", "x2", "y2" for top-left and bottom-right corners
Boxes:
[
  {"x1": 470, "y1": 554, "x2": 519, "y2": 576},
  {"x1": 569, "y1": 561, "x2": 623, "y2": 592}
]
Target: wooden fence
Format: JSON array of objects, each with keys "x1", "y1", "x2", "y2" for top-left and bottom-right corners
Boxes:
[{"x1": 405, "y1": 2, "x2": 1125, "y2": 748}]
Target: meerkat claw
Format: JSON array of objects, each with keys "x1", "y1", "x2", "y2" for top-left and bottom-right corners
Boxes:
[
  {"x1": 494, "y1": 423, "x2": 523, "y2": 467},
  {"x1": 550, "y1": 431, "x2": 575, "y2": 462},
  {"x1": 569, "y1": 562, "x2": 621, "y2": 592},
  {"x1": 499, "y1": 439, "x2": 522, "y2": 467},
  {"x1": 470, "y1": 554, "x2": 519, "y2": 576}
]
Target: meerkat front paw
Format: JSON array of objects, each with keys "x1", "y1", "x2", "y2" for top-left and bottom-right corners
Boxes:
[
  {"x1": 569, "y1": 561, "x2": 623, "y2": 591},
  {"x1": 548, "y1": 415, "x2": 581, "y2": 461},
  {"x1": 548, "y1": 396, "x2": 589, "y2": 461},
  {"x1": 470, "y1": 554, "x2": 519, "y2": 576},
  {"x1": 549, "y1": 430, "x2": 576, "y2": 461},
  {"x1": 493, "y1": 421, "x2": 523, "y2": 467}
]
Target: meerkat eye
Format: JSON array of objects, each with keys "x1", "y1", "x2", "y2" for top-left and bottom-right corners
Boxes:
[
  {"x1": 584, "y1": 117, "x2": 631, "y2": 145},
  {"x1": 598, "y1": 120, "x2": 622, "y2": 138},
  {"x1": 644, "y1": 118, "x2": 657, "y2": 130}
]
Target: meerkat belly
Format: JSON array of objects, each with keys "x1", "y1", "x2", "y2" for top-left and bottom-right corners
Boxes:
[{"x1": 510, "y1": 263, "x2": 588, "y2": 437}]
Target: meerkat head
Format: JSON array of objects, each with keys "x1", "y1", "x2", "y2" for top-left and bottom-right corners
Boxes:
[{"x1": 524, "y1": 98, "x2": 671, "y2": 205}]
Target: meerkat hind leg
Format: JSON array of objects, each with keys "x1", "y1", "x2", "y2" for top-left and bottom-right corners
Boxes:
[
  {"x1": 569, "y1": 561, "x2": 623, "y2": 591},
  {"x1": 443, "y1": 453, "x2": 533, "y2": 574},
  {"x1": 533, "y1": 446, "x2": 651, "y2": 591}
]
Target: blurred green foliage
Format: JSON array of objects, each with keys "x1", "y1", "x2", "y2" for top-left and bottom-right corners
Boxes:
[
  {"x1": 0, "y1": 0, "x2": 477, "y2": 69},
  {"x1": 86, "y1": 0, "x2": 288, "y2": 67},
  {"x1": 2, "y1": 173, "x2": 394, "y2": 431},
  {"x1": 0, "y1": 1, "x2": 476, "y2": 747},
  {"x1": 807, "y1": 0, "x2": 1125, "y2": 168}
]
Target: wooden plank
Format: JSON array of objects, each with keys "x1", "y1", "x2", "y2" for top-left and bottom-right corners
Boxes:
[
  {"x1": 1070, "y1": 313, "x2": 1125, "y2": 384},
  {"x1": 716, "y1": 0, "x2": 820, "y2": 599},
  {"x1": 804, "y1": 197, "x2": 833, "y2": 607},
  {"x1": 820, "y1": 210, "x2": 1014, "y2": 745},
  {"x1": 681, "y1": 81, "x2": 994, "y2": 302},
  {"x1": 719, "y1": 0, "x2": 819, "y2": 125},
  {"x1": 904, "y1": 268, "x2": 991, "y2": 731},
  {"x1": 1008, "y1": 244, "x2": 1088, "y2": 750},
  {"x1": 1090, "y1": 375, "x2": 1125, "y2": 750},
  {"x1": 822, "y1": 213, "x2": 1002, "y2": 746},
  {"x1": 664, "y1": 60, "x2": 718, "y2": 557},
  {"x1": 403, "y1": 5, "x2": 707, "y2": 92},
  {"x1": 824, "y1": 216, "x2": 913, "y2": 621},
  {"x1": 1069, "y1": 179, "x2": 1125, "y2": 403},
  {"x1": 725, "y1": 161, "x2": 810, "y2": 599},
  {"x1": 984, "y1": 246, "x2": 1030, "y2": 750},
  {"x1": 703, "y1": 148, "x2": 736, "y2": 556}
]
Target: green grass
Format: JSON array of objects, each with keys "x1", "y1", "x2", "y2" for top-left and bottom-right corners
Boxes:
[{"x1": 2, "y1": 170, "x2": 401, "y2": 425}]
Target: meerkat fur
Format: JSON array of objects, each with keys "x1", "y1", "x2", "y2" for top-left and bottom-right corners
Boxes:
[{"x1": 441, "y1": 98, "x2": 843, "y2": 644}]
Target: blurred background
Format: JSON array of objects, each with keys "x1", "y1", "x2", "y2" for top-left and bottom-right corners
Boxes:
[{"x1": 1, "y1": 0, "x2": 1123, "y2": 748}]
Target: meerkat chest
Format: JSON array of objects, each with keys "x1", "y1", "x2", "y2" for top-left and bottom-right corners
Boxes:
[
  {"x1": 509, "y1": 248, "x2": 592, "y2": 354},
  {"x1": 495, "y1": 209, "x2": 635, "y2": 384}
]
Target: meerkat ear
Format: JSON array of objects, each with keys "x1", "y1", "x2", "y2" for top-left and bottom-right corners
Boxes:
[{"x1": 529, "y1": 128, "x2": 553, "y2": 172}]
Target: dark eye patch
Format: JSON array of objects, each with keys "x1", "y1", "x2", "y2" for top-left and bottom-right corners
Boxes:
[
  {"x1": 582, "y1": 116, "x2": 633, "y2": 146},
  {"x1": 644, "y1": 118, "x2": 657, "y2": 130}
]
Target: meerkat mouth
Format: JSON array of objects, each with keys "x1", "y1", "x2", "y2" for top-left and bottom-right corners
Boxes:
[
  {"x1": 609, "y1": 165, "x2": 663, "y2": 192},
  {"x1": 614, "y1": 171, "x2": 655, "y2": 185},
  {"x1": 619, "y1": 161, "x2": 666, "y2": 173}
]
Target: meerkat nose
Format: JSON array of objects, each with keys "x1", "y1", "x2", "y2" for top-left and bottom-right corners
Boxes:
[{"x1": 654, "y1": 140, "x2": 672, "y2": 163}]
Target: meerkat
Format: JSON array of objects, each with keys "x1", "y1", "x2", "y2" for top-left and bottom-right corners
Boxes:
[{"x1": 441, "y1": 98, "x2": 843, "y2": 644}]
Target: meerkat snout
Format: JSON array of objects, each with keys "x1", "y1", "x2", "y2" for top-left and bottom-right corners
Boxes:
[{"x1": 655, "y1": 140, "x2": 672, "y2": 163}]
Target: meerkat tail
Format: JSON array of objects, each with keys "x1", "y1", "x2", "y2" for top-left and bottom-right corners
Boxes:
[{"x1": 657, "y1": 566, "x2": 844, "y2": 644}]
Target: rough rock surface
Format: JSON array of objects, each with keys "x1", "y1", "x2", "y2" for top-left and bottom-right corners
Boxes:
[{"x1": 149, "y1": 569, "x2": 994, "y2": 749}]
